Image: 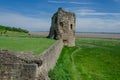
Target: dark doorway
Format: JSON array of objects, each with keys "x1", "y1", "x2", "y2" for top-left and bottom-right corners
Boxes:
[
  {"x1": 63, "y1": 40, "x2": 68, "y2": 46},
  {"x1": 70, "y1": 24, "x2": 73, "y2": 30},
  {"x1": 54, "y1": 30, "x2": 57, "y2": 39},
  {"x1": 60, "y1": 22, "x2": 63, "y2": 28}
]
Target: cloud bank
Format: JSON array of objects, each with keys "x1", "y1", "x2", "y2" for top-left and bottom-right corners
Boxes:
[
  {"x1": 75, "y1": 9, "x2": 120, "y2": 16},
  {"x1": 76, "y1": 18, "x2": 120, "y2": 32},
  {"x1": 0, "y1": 12, "x2": 50, "y2": 31},
  {"x1": 75, "y1": 9, "x2": 120, "y2": 32}
]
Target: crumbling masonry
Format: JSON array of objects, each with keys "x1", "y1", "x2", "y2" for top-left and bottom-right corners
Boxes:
[{"x1": 47, "y1": 8, "x2": 76, "y2": 46}]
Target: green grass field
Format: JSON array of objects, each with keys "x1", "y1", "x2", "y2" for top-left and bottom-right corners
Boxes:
[
  {"x1": 0, "y1": 37, "x2": 56, "y2": 55},
  {"x1": 49, "y1": 38, "x2": 120, "y2": 80}
]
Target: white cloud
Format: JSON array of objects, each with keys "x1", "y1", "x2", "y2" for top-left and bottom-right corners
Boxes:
[
  {"x1": 114, "y1": 0, "x2": 120, "y2": 2},
  {"x1": 76, "y1": 17, "x2": 120, "y2": 32},
  {"x1": 69, "y1": 1, "x2": 93, "y2": 4},
  {"x1": 48, "y1": 0, "x2": 66, "y2": 3},
  {"x1": 75, "y1": 9, "x2": 120, "y2": 16},
  {"x1": 0, "y1": 12, "x2": 50, "y2": 31},
  {"x1": 48, "y1": 0, "x2": 93, "y2": 4},
  {"x1": 77, "y1": 12, "x2": 120, "y2": 16}
]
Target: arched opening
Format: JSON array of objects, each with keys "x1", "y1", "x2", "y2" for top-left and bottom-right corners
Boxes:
[
  {"x1": 60, "y1": 22, "x2": 63, "y2": 28},
  {"x1": 63, "y1": 40, "x2": 68, "y2": 46},
  {"x1": 70, "y1": 24, "x2": 73, "y2": 30},
  {"x1": 53, "y1": 30, "x2": 57, "y2": 39}
]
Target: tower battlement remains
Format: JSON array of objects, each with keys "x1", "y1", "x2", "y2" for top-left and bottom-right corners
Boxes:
[{"x1": 47, "y1": 8, "x2": 76, "y2": 46}]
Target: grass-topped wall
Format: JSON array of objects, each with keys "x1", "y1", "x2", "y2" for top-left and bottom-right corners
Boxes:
[{"x1": 0, "y1": 37, "x2": 56, "y2": 55}]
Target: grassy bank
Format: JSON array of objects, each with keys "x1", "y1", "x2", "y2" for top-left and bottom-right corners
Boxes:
[
  {"x1": 49, "y1": 38, "x2": 120, "y2": 80},
  {"x1": 0, "y1": 25, "x2": 29, "y2": 37},
  {"x1": 0, "y1": 37, "x2": 56, "y2": 55},
  {"x1": 0, "y1": 31, "x2": 30, "y2": 37}
]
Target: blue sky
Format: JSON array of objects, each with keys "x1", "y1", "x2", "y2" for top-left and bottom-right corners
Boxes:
[{"x1": 0, "y1": 0, "x2": 120, "y2": 32}]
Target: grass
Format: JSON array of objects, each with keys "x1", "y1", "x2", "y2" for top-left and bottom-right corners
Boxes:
[
  {"x1": 49, "y1": 38, "x2": 120, "y2": 80},
  {"x1": 49, "y1": 47, "x2": 77, "y2": 80},
  {"x1": 0, "y1": 37, "x2": 56, "y2": 55},
  {"x1": 5, "y1": 31, "x2": 29, "y2": 37}
]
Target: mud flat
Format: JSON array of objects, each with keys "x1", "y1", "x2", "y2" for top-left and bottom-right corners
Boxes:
[
  {"x1": 30, "y1": 32, "x2": 120, "y2": 39},
  {"x1": 30, "y1": 32, "x2": 49, "y2": 37},
  {"x1": 76, "y1": 33, "x2": 120, "y2": 39}
]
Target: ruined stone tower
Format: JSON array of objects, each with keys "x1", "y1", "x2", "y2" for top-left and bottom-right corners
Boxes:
[{"x1": 47, "y1": 8, "x2": 76, "y2": 46}]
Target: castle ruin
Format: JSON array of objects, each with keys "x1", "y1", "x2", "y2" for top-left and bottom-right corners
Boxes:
[
  {"x1": 47, "y1": 8, "x2": 76, "y2": 46},
  {"x1": 0, "y1": 8, "x2": 76, "y2": 80}
]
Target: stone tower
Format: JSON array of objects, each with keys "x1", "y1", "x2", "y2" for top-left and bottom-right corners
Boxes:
[{"x1": 47, "y1": 8, "x2": 76, "y2": 46}]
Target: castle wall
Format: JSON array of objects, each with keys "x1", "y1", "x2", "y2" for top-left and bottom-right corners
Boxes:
[
  {"x1": 0, "y1": 63, "x2": 38, "y2": 80},
  {"x1": 37, "y1": 40, "x2": 63, "y2": 80},
  {"x1": 38, "y1": 40, "x2": 63, "y2": 71},
  {"x1": 0, "y1": 40, "x2": 63, "y2": 80}
]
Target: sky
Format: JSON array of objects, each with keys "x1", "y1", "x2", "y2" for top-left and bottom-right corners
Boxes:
[{"x1": 0, "y1": 0, "x2": 120, "y2": 32}]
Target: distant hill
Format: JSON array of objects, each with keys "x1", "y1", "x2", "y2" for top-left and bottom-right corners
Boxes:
[{"x1": 0, "y1": 25, "x2": 29, "y2": 37}]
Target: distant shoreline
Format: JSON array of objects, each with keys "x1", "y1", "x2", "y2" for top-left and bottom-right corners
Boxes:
[
  {"x1": 30, "y1": 31, "x2": 120, "y2": 34},
  {"x1": 30, "y1": 32, "x2": 120, "y2": 39}
]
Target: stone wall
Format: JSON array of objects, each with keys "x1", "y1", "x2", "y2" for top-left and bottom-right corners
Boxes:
[
  {"x1": 0, "y1": 40, "x2": 63, "y2": 80},
  {"x1": 0, "y1": 64, "x2": 38, "y2": 80},
  {"x1": 37, "y1": 39, "x2": 63, "y2": 80}
]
